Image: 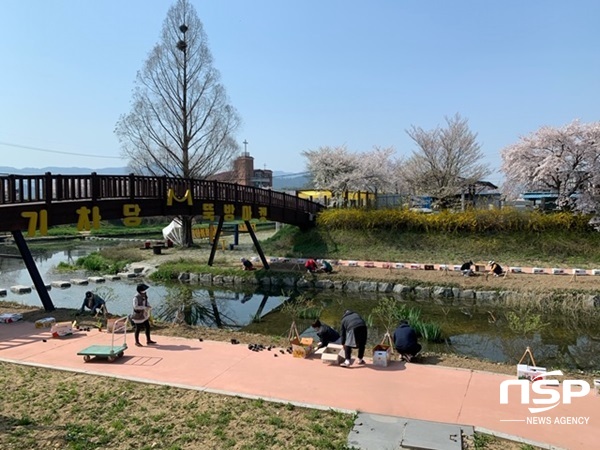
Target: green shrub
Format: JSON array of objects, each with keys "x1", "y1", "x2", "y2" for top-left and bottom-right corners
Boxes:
[
  {"x1": 75, "y1": 252, "x2": 128, "y2": 274},
  {"x1": 317, "y1": 208, "x2": 593, "y2": 233}
]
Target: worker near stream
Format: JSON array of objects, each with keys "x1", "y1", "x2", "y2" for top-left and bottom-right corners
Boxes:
[
  {"x1": 311, "y1": 319, "x2": 341, "y2": 348},
  {"x1": 78, "y1": 291, "x2": 107, "y2": 316},
  {"x1": 393, "y1": 320, "x2": 422, "y2": 362},
  {"x1": 460, "y1": 260, "x2": 474, "y2": 277},
  {"x1": 340, "y1": 310, "x2": 368, "y2": 367},
  {"x1": 131, "y1": 283, "x2": 157, "y2": 347},
  {"x1": 320, "y1": 259, "x2": 333, "y2": 273},
  {"x1": 488, "y1": 261, "x2": 504, "y2": 277}
]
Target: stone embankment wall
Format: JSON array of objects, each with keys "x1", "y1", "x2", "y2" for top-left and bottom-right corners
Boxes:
[{"x1": 170, "y1": 271, "x2": 600, "y2": 308}]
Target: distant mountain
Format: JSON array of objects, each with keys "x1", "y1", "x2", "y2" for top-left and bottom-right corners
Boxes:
[
  {"x1": 0, "y1": 166, "x2": 129, "y2": 175},
  {"x1": 272, "y1": 172, "x2": 311, "y2": 191}
]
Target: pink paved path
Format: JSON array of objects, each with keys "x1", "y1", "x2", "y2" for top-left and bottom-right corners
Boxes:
[{"x1": 1, "y1": 322, "x2": 598, "y2": 449}]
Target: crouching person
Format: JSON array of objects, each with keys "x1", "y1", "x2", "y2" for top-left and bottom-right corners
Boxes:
[
  {"x1": 311, "y1": 319, "x2": 340, "y2": 349},
  {"x1": 393, "y1": 320, "x2": 421, "y2": 362}
]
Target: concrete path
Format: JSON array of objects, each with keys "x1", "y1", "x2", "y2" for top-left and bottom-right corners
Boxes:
[{"x1": 0, "y1": 321, "x2": 597, "y2": 449}]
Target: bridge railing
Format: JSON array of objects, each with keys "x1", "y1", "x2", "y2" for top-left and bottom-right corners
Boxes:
[{"x1": 0, "y1": 172, "x2": 320, "y2": 215}]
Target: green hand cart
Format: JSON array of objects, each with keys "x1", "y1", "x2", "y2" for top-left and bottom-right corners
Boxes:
[{"x1": 77, "y1": 316, "x2": 128, "y2": 362}]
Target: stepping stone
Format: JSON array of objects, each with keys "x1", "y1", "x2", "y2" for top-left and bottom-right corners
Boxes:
[
  {"x1": 51, "y1": 281, "x2": 71, "y2": 289},
  {"x1": 11, "y1": 285, "x2": 32, "y2": 294},
  {"x1": 70, "y1": 278, "x2": 89, "y2": 285},
  {"x1": 88, "y1": 276, "x2": 106, "y2": 283},
  {"x1": 0, "y1": 289, "x2": 7, "y2": 297},
  {"x1": 104, "y1": 275, "x2": 121, "y2": 281},
  {"x1": 31, "y1": 283, "x2": 52, "y2": 291},
  {"x1": 131, "y1": 267, "x2": 145, "y2": 274},
  {"x1": 117, "y1": 272, "x2": 139, "y2": 279}
]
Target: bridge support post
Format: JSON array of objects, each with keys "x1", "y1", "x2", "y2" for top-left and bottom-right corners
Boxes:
[
  {"x1": 245, "y1": 220, "x2": 270, "y2": 270},
  {"x1": 208, "y1": 216, "x2": 225, "y2": 266},
  {"x1": 11, "y1": 230, "x2": 55, "y2": 312}
]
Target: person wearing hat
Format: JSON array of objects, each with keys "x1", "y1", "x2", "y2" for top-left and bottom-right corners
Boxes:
[
  {"x1": 78, "y1": 291, "x2": 107, "y2": 316},
  {"x1": 131, "y1": 283, "x2": 156, "y2": 347}
]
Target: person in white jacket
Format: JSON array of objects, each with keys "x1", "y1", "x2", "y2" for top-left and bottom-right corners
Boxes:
[{"x1": 131, "y1": 283, "x2": 157, "y2": 347}]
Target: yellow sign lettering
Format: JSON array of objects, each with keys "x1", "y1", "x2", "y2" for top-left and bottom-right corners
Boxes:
[
  {"x1": 123, "y1": 204, "x2": 142, "y2": 227},
  {"x1": 166, "y1": 188, "x2": 193, "y2": 206}
]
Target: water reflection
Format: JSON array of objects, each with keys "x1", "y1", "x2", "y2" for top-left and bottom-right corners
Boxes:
[
  {"x1": 156, "y1": 286, "x2": 238, "y2": 328},
  {"x1": 147, "y1": 284, "x2": 287, "y2": 330}
]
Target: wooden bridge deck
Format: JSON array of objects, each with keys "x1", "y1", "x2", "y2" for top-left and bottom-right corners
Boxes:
[{"x1": 0, "y1": 173, "x2": 324, "y2": 235}]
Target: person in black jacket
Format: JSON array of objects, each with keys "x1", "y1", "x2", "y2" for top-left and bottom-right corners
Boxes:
[
  {"x1": 78, "y1": 291, "x2": 107, "y2": 317},
  {"x1": 311, "y1": 319, "x2": 341, "y2": 348},
  {"x1": 340, "y1": 310, "x2": 368, "y2": 367},
  {"x1": 488, "y1": 260, "x2": 504, "y2": 277},
  {"x1": 460, "y1": 260, "x2": 474, "y2": 277},
  {"x1": 393, "y1": 320, "x2": 422, "y2": 362}
]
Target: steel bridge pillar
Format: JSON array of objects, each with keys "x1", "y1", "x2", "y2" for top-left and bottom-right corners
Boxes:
[{"x1": 11, "y1": 230, "x2": 55, "y2": 312}]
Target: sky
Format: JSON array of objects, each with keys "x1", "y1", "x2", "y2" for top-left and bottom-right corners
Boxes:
[{"x1": 1, "y1": 1, "x2": 599, "y2": 186}]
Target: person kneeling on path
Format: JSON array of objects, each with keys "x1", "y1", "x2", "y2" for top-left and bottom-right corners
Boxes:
[
  {"x1": 340, "y1": 310, "x2": 368, "y2": 367},
  {"x1": 305, "y1": 258, "x2": 318, "y2": 273},
  {"x1": 312, "y1": 319, "x2": 341, "y2": 349},
  {"x1": 488, "y1": 260, "x2": 504, "y2": 277},
  {"x1": 131, "y1": 283, "x2": 157, "y2": 347},
  {"x1": 78, "y1": 291, "x2": 107, "y2": 317},
  {"x1": 319, "y1": 259, "x2": 333, "y2": 273},
  {"x1": 241, "y1": 258, "x2": 255, "y2": 271},
  {"x1": 393, "y1": 320, "x2": 421, "y2": 362},
  {"x1": 460, "y1": 260, "x2": 474, "y2": 277}
]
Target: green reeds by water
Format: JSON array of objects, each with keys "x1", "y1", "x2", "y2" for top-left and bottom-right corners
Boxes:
[{"x1": 367, "y1": 297, "x2": 444, "y2": 343}]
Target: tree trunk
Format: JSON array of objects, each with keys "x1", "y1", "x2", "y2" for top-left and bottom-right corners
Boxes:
[{"x1": 180, "y1": 215, "x2": 194, "y2": 247}]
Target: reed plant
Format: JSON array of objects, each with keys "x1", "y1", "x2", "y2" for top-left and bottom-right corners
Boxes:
[{"x1": 367, "y1": 297, "x2": 443, "y2": 343}]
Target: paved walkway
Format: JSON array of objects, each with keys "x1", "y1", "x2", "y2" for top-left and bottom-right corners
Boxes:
[{"x1": 1, "y1": 321, "x2": 598, "y2": 449}]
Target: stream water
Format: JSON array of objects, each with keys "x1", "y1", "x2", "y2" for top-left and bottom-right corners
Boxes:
[{"x1": 2, "y1": 242, "x2": 600, "y2": 370}]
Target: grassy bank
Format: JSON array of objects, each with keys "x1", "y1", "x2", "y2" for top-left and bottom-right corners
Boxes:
[
  {"x1": 0, "y1": 362, "x2": 354, "y2": 450},
  {"x1": 261, "y1": 226, "x2": 600, "y2": 268}
]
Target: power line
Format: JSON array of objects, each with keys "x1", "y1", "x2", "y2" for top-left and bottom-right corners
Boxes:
[
  {"x1": 0, "y1": 141, "x2": 122, "y2": 159},
  {"x1": 272, "y1": 171, "x2": 310, "y2": 179}
]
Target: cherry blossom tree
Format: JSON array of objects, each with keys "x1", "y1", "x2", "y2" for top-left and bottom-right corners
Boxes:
[
  {"x1": 302, "y1": 145, "x2": 399, "y2": 205},
  {"x1": 501, "y1": 120, "x2": 600, "y2": 212},
  {"x1": 400, "y1": 113, "x2": 490, "y2": 208}
]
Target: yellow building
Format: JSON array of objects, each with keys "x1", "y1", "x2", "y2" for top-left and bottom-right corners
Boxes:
[{"x1": 296, "y1": 190, "x2": 376, "y2": 207}]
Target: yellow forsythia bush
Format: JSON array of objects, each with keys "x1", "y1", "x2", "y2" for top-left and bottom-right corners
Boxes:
[{"x1": 317, "y1": 208, "x2": 592, "y2": 233}]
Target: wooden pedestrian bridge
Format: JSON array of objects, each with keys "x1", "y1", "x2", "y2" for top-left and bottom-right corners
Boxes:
[
  {"x1": 0, "y1": 172, "x2": 325, "y2": 311},
  {"x1": 0, "y1": 172, "x2": 323, "y2": 233}
]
